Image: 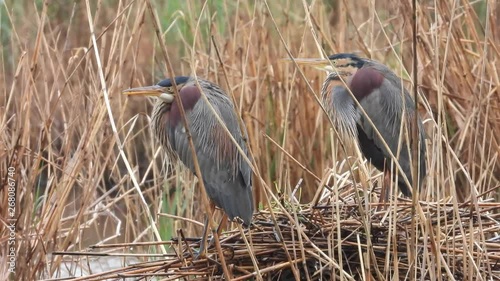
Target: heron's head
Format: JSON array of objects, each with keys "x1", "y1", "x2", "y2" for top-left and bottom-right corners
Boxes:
[
  {"x1": 291, "y1": 53, "x2": 385, "y2": 103},
  {"x1": 289, "y1": 53, "x2": 377, "y2": 138},
  {"x1": 122, "y1": 76, "x2": 191, "y2": 103},
  {"x1": 291, "y1": 53, "x2": 365, "y2": 75}
]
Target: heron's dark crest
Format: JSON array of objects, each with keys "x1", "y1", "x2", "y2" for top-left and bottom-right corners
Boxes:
[
  {"x1": 157, "y1": 76, "x2": 190, "y2": 87},
  {"x1": 327, "y1": 53, "x2": 366, "y2": 69}
]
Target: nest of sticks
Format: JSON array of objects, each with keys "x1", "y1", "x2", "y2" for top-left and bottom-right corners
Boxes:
[{"x1": 53, "y1": 183, "x2": 500, "y2": 281}]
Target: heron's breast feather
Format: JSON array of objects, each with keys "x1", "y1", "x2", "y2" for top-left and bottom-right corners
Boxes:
[
  {"x1": 349, "y1": 67, "x2": 384, "y2": 101},
  {"x1": 169, "y1": 85, "x2": 202, "y2": 127}
]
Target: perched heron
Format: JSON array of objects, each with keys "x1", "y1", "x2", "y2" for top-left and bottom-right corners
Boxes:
[
  {"x1": 294, "y1": 53, "x2": 426, "y2": 197},
  {"x1": 123, "y1": 76, "x2": 253, "y2": 245}
]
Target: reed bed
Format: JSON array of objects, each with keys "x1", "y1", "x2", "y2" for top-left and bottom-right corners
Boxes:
[
  {"x1": 48, "y1": 182, "x2": 500, "y2": 280},
  {"x1": 0, "y1": 0, "x2": 498, "y2": 280}
]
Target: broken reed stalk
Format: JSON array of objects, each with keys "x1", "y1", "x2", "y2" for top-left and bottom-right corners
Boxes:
[{"x1": 46, "y1": 182, "x2": 500, "y2": 281}]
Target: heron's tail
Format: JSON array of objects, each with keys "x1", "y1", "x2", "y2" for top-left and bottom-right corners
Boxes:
[
  {"x1": 397, "y1": 167, "x2": 426, "y2": 198},
  {"x1": 221, "y1": 183, "x2": 253, "y2": 226},
  {"x1": 205, "y1": 177, "x2": 254, "y2": 227},
  {"x1": 397, "y1": 179, "x2": 413, "y2": 197}
]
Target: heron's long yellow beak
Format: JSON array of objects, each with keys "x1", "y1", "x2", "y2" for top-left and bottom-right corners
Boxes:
[
  {"x1": 284, "y1": 58, "x2": 334, "y2": 72},
  {"x1": 122, "y1": 85, "x2": 168, "y2": 97}
]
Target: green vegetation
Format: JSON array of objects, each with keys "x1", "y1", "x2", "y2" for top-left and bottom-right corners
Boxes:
[{"x1": 0, "y1": 0, "x2": 498, "y2": 280}]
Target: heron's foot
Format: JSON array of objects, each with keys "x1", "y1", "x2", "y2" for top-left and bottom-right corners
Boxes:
[
  {"x1": 192, "y1": 235, "x2": 216, "y2": 260},
  {"x1": 193, "y1": 248, "x2": 207, "y2": 260}
]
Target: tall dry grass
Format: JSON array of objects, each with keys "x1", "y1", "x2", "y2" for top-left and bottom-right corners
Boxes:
[{"x1": 0, "y1": 0, "x2": 498, "y2": 280}]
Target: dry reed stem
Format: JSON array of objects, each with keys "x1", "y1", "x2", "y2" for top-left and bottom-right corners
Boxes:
[
  {"x1": 44, "y1": 183, "x2": 500, "y2": 280},
  {"x1": 0, "y1": 0, "x2": 498, "y2": 280}
]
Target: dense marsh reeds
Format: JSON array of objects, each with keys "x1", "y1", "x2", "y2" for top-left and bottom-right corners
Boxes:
[{"x1": 0, "y1": 0, "x2": 498, "y2": 280}]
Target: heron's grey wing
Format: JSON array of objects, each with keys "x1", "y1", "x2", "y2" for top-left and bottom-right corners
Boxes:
[
  {"x1": 354, "y1": 69, "x2": 426, "y2": 196},
  {"x1": 167, "y1": 85, "x2": 253, "y2": 225}
]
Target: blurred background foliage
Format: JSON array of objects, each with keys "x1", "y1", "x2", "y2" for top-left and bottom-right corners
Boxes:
[{"x1": 0, "y1": 0, "x2": 498, "y2": 279}]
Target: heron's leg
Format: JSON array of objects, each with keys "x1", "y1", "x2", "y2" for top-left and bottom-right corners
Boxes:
[
  {"x1": 378, "y1": 169, "x2": 391, "y2": 210},
  {"x1": 205, "y1": 213, "x2": 228, "y2": 250},
  {"x1": 194, "y1": 202, "x2": 216, "y2": 259},
  {"x1": 217, "y1": 213, "x2": 228, "y2": 236},
  {"x1": 193, "y1": 215, "x2": 210, "y2": 259},
  {"x1": 383, "y1": 170, "x2": 391, "y2": 201}
]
